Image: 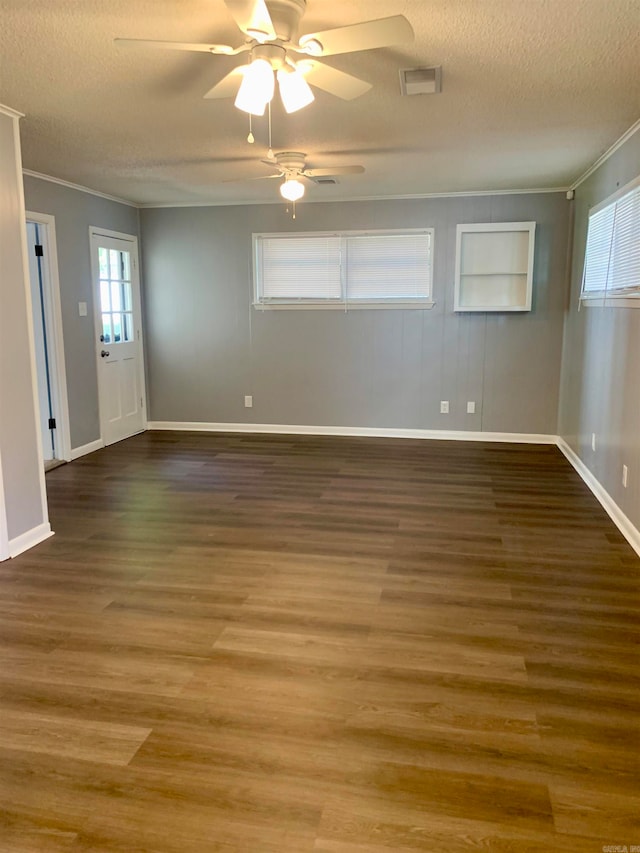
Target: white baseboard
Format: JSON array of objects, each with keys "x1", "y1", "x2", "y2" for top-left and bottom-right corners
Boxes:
[
  {"x1": 557, "y1": 437, "x2": 640, "y2": 559},
  {"x1": 147, "y1": 421, "x2": 558, "y2": 444},
  {"x1": 9, "y1": 522, "x2": 54, "y2": 558},
  {"x1": 70, "y1": 438, "x2": 104, "y2": 460},
  {"x1": 78, "y1": 423, "x2": 639, "y2": 559}
]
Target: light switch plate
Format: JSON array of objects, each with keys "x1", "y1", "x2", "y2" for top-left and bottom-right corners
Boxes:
[{"x1": 78, "y1": 301, "x2": 88, "y2": 316}]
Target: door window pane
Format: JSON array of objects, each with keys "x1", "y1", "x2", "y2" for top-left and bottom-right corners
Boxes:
[
  {"x1": 101, "y1": 315, "x2": 112, "y2": 343},
  {"x1": 100, "y1": 280, "x2": 111, "y2": 312},
  {"x1": 98, "y1": 248, "x2": 109, "y2": 279},
  {"x1": 122, "y1": 281, "x2": 133, "y2": 311},
  {"x1": 111, "y1": 280, "x2": 123, "y2": 312},
  {"x1": 112, "y1": 313, "x2": 122, "y2": 343},
  {"x1": 109, "y1": 250, "x2": 122, "y2": 280},
  {"x1": 98, "y1": 244, "x2": 134, "y2": 347},
  {"x1": 123, "y1": 313, "x2": 134, "y2": 342},
  {"x1": 121, "y1": 252, "x2": 131, "y2": 281}
]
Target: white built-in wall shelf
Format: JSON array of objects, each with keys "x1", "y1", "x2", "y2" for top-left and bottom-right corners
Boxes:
[{"x1": 454, "y1": 221, "x2": 536, "y2": 312}]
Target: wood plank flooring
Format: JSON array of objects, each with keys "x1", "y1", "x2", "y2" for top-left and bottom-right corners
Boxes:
[{"x1": 0, "y1": 431, "x2": 638, "y2": 852}]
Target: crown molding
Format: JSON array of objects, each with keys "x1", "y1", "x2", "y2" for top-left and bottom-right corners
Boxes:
[
  {"x1": 22, "y1": 169, "x2": 138, "y2": 207},
  {"x1": 570, "y1": 118, "x2": 640, "y2": 191},
  {"x1": 0, "y1": 103, "x2": 25, "y2": 119},
  {"x1": 21, "y1": 168, "x2": 570, "y2": 210},
  {"x1": 138, "y1": 186, "x2": 569, "y2": 209}
]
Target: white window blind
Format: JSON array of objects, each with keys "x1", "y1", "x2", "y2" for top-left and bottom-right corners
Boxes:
[
  {"x1": 260, "y1": 236, "x2": 342, "y2": 300},
  {"x1": 345, "y1": 234, "x2": 432, "y2": 300},
  {"x1": 582, "y1": 179, "x2": 640, "y2": 297},
  {"x1": 254, "y1": 229, "x2": 433, "y2": 308}
]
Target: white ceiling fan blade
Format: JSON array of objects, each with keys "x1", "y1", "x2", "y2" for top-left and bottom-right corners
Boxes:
[
  {"x1": 114, "y1": 38, "x2": 240, "y2": 55},
  {"x1": 203, "y1": 66, "x2": 246, "y2": 99},
  {"x1": 222, "y1": 173, "x2": 282, "y2": 183},
  {"x1": 224, "y1": 0, "x2": 276, "y2": 41},
  {"x1": 299, "y1": 61, "x2": 371, "y2": 100},
  {"x1": 297, "y1": 15, "x2": 413, "y2": 57},
  {"x1": 303, "y1": 165, "x2": 365, "y2": 178}
]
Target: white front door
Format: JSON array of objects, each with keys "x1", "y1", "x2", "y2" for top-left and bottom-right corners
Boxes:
[{"x1": 90, "y1": 230, "x2": 146, "y2": 446}]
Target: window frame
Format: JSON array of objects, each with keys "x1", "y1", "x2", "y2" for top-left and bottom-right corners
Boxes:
[
  {"x1": 252, "y1": 228, "x2": 435, "y2": 310},
  {"x1": 453, "y1": 221, "x2": 536, "y2": 313},
  {"x1": 580, "y1": 174, "x2": 640, "y2": 307}
]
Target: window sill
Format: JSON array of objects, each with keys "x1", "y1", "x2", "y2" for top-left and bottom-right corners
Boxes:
[
  {"x1": 580, "y1": 293, "x2": 640, "y2": 308},
  {"x1": 253, "y1": 301, "x2": 436, "y2": 311}
]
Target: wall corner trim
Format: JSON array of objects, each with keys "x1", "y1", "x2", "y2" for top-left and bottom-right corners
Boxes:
[
  {"x1": 70, "y1": 438, "x2": 104, "y2": 460},
  {"x1": 8, "y1": 522, "x2": 53, "y2": 559},
  {"x1": 557, "y1": 437, "x2": 640, "y2": 559}
]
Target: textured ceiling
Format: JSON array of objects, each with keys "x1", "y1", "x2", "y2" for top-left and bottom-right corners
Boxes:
[{"x1": 1, "y1": 0, "x2": 639, "y2": 205}]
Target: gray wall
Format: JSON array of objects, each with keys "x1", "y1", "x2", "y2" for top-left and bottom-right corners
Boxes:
[
  {"x1": 559, "y1": 129, "x2": 640, "y2": 527},
  {"x1": 140, "y1": 193, "x2": 570, "y2": 434},
  {"x1": 0, "y1": 111, "x2": 46, "y2": 542},
  {"x1": 22, "y1": 175, "x2": 139, "y2": 448}
]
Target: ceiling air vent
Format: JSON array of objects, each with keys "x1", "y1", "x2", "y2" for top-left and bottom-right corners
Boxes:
[
  {"x1": 313, "y1": 177, "x2": 338, "y2": 185},
  {"x1": 399, "y1": 66, "x2": 442, "y2": 96}
]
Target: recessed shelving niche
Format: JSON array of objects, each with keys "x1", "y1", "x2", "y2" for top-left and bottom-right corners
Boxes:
[{"x1": 454, "y1": 221, "x2": 536, "y2": 312}]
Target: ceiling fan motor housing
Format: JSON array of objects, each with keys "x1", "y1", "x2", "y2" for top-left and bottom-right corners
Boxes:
[
  {"x1": 251, "y1": 43, "x2": 287, "y2": 70},
  {"x1": 274, "y1": 151, "x2": 308, "y2": 172},
  {"x1": 264, "y1": 0, "x2": 306, "y2": 43}
]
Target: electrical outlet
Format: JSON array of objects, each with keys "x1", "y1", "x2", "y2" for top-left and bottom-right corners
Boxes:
[
  {"x1": 440, "y1": 400, "x2": 449, "y2": 414},
  {"x1": 622, "y1": 464, "x2": 628, "y2": 488},
  {"x1": 591, "y1": 433, "x2": 596, "y2": 452},
  {"x1": 467, "y1": 401, "x2": 476, "y2": 414},
  {"x1": 244, "y1": 395, "x2": 253, "y2": 408}
]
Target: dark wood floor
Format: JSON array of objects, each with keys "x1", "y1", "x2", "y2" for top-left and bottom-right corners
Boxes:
[{"x1": 1, "y1": 431, "x2": 639, "y2": 852}]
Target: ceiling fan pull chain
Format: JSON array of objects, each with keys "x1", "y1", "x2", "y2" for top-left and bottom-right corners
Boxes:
[
  {"x1": 247, "y1": 113, "x2": 254, "y2": 144},
  {"x1": 267, "y1": 101, "x2": 274, "y2": 161}
]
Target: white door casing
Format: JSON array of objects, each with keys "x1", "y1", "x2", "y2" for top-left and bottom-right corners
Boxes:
[
  {"x1": 90, "y1": 228, "x2": 146, "y2": 446},
  {"x1": 0, "y1": 455, "x2": 9, "y2": 560}
]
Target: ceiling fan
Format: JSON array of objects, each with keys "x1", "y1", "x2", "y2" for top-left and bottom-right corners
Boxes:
[
  {"x1": 226, "y1": 151, "x2": 365, "y2": 201},
  {"x1": 116, "y1": 0, "x2": 414, "y2": 114}
]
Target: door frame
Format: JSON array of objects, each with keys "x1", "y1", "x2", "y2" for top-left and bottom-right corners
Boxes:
[
  {"x1": 25, "y1": 211, "x2": 72, "y2": 463},
  {"x1": 0, "y1": 457, "x2": 9, "y2": 561},
  {"x1": 88, "y1": 226, "x2": 147, "y2": 444}
]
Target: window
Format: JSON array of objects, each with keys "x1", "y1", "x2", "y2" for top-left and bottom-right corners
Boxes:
[
  {"x1": 98, "y1": 247, "x2": 134, "y2": 343},
  {"x1": 581, "y1": 177, "x2": 640, "y2": 302},
  {"x1": 253, "y1": 229, "x2": 434, "y2": 308}
]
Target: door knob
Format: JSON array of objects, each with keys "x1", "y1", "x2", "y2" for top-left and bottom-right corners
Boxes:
[{"x1": 101, "y1": 350, "x2": 110, "y2": 358}]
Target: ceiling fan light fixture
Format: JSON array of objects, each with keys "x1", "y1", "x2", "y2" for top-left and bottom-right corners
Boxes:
[
  {"x1": 234, "y1": 58, "x2": 274, "y2": 115},
  {"x1": 280, "y1": 178, "x2": 305, "y2": 202},
  {"x1": 277, "y1": 67, "x2": 315, "y2": 114}
]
